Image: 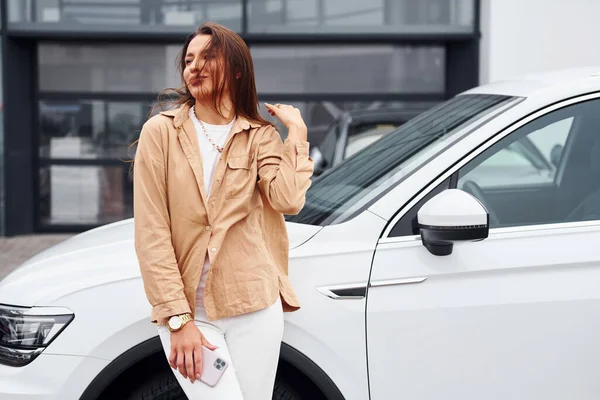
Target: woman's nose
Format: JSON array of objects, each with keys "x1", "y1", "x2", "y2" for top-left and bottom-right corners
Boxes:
[{"x1": 190, "y1": 60, "x2": 204, "y2": 72}]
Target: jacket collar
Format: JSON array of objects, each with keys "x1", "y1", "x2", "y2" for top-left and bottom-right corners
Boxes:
[{"x1": 159, "y1": 103, "x2": 262, "y2": 133}]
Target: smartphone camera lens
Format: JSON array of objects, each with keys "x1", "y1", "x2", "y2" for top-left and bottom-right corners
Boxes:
[{"x1": 214, "y1": 359, "x2": 226, "y2": 370}]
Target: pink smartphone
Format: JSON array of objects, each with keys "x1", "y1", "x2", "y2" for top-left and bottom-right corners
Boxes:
[{"x1": 199, "y1": 346, "x2": 228, "y2": 387}]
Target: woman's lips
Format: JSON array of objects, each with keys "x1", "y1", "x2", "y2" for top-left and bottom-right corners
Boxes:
[{"x1": 189, "y1": 76, "x2": 208, "y2": 86}]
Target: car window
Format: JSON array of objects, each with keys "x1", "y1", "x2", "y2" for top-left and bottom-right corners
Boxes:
[
  {"x1": 345, "y1": 124, "x2": 397, "y2": 159},
  {"x1": 478, "y1": 144, "x2": 533, "y2": 169},
  {"x1": 463, "y1": 119, "x2": 572, "y2": 189},
  {"x1": 528, "y1": 117, "x2": 572, "y2": 166},
  {"x1": 317, "y1": 122, "x2": 339, "y2": 168},
  {"x1": 286, "y1": 94, "x2": 519, "y2": 226},
  {"x1": 457, "y1": 98, "x2": 600, "y2": 229}
]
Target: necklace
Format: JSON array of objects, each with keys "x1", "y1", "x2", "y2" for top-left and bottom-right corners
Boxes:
[{"x1": 192, "y1": 106, "x2": 225, "y2": 153}]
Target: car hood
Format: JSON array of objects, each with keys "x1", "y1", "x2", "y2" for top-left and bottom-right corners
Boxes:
[{"x1": 0, "y1": 218, "x2": 322, "y2": 307}]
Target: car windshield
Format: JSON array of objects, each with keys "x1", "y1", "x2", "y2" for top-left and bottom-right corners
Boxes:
[{"x1": 286, "y1": 94, "x2": 519, "y2": 226}]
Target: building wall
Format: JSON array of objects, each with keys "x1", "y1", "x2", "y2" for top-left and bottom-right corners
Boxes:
[{"x1": 480, "y1": 0, "x2": 600, "y2": 84}]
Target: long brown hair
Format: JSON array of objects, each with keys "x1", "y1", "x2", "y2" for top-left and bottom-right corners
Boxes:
[
  {"x1": 154, "y1": 21, "x2": 270, "y2": 124},
  {"x1": 128, "y1": 22, "x2": 270, "y2": 168}
]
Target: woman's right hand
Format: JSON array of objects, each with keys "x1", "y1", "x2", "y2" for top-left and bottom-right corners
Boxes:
[{"x1": 168, "y1": 322, "x2": 218, "y2": 383}]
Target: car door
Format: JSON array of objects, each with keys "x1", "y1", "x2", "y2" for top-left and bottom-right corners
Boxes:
[{"x1": 366, "y1": 95, "x2": 600, "y2": 400}]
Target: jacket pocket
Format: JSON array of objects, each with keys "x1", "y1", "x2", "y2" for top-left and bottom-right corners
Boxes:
[
  {"x1": 225, "y1": 154, "x2": 255, "y2": 199},
  {"x1": 227, "y1": 154, "x2": 252, "y2": 170}
]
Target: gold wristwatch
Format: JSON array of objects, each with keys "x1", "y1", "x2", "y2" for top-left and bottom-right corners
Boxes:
[{"x1": 167, "y1": 313, "x2": 193, "y2": 332}]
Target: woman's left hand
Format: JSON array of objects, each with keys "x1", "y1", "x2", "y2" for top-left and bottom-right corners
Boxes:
[{"x1": 265, "y1": 103, "x2": 307, "y2": 131}]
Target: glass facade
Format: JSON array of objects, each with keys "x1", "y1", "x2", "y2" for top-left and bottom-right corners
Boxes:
[
  {"x1": 248, "y1": 0, "x2": 475, "y2": 34},
  {"x1": 2, "y1": 0, "x2": 478, "y2": 232},
  {"x1": 36, "y1": 96, "x2": 432, "y2": 226},
  {"x1": 39, "y1": 43, "x2": 182, "y2": 93},
  {"x1": 8, "y1": 0, "x2": 242, "y2": 32},
  {"x1": 39, "y1": 99, "x2": 153, "y2": 160},
  {"x1": 39, "y1": 164, "x2": 134, "y2": 226},
  {"x1": 251, "y1": 45, "x2": 445, "y2": 94},
  {"x1": 39, "y1": 43, "x2": 445, "y2": 95},
  {"x1": 8, "y1": 0, "x2": 474, "y2": 34},
  {"x1": 38, "y1": 98, "x2": 156, "y2": 226}
]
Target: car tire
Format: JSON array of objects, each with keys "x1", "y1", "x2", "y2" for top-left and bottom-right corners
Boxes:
[
  {"x1": 273, "y1": 378, "x2": 303, "y2": 400},
  {"x1": 126, "y1": 371, "x2": 303, "y2": 400},
  {"x1": 126, "y1": 370, "x2": 185, "y2": 400}
]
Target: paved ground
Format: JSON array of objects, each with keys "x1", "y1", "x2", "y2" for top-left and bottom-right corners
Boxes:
[{"x1": 0, "y1": 234, "x2": 74, "y2": 279}]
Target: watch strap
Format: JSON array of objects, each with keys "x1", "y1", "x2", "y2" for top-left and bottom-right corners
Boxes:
[{"x1": 180, "y1": 313, "x2": 193, "y2": 325}]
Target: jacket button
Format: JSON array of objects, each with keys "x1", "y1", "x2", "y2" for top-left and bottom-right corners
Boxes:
[
  {"x1": 211, "y1": 247, "x2": 217, "y2": 252},
  {"x1": 205, "y1": 226, "x2": 211, "y2": 231}
]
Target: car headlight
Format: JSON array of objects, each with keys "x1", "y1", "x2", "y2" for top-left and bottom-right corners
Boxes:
[{"x1": 0, "y1": 304, "x2": 74, "y2": 367}]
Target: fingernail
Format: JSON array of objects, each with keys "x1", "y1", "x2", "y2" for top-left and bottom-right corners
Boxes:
[{"x1": 197, "y1": 374, "x2": 201, "y2": 380}]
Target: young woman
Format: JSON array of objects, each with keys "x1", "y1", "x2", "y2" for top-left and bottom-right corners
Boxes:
[{"x1": 132, "y1": 22, "x2": 313, "y2": 399}]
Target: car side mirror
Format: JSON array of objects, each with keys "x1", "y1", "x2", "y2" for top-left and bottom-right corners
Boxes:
[
  {"x1": 417, "y1": 189, "x2": 489, "y2": 256},
  {"x1": 550, "y1": 144, "x2": 563, "y2": 168},
  {"x1": 310, "y1": 147, "x2": 326, "y2": 176}
]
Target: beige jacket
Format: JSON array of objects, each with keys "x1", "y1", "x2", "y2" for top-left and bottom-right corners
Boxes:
[{"x1": 133, "y1": 104, "x2": 313, "y2": 325}]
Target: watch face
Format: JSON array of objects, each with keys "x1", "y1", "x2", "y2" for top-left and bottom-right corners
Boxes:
[{"x1": 169, "y1": 316, "x2": 182, "y2": 329}]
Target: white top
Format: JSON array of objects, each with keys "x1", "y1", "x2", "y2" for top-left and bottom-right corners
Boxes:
[
  {"x1": 189, "y1": 106, "x2": 236, "y2": 197},
  {"x1": 188, "y1": 106, "x2": 236, "y2": 312}
]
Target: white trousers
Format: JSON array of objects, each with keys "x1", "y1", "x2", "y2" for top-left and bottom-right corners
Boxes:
[{"x1": 157, "y1": 297, "x2": 284, "y2": 400}]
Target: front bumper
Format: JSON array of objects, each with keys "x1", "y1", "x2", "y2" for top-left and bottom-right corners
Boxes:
[{"x1": 0, "y1": 353, "x2": 109, "y2": 400}]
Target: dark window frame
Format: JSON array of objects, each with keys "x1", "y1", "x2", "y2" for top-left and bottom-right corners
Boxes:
[{"x1": 0, "y1": 0, "x2": 6, "y2": 236}]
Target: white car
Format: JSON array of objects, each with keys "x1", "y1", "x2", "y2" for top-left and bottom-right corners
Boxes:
[{"x1": 2, "y1": 66, "x2": 600, "y2": 400}]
